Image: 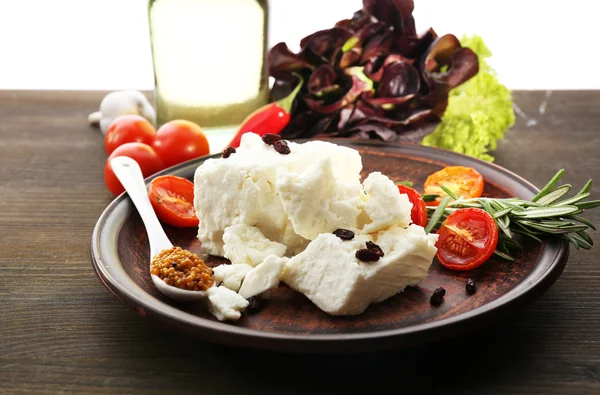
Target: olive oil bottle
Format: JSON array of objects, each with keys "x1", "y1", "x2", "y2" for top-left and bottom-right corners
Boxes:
[{"x1": 148, "y1": 0, "x2": 270, "y2": 136}]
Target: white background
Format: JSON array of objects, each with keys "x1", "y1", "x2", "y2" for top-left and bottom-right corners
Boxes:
[{"x1": 0, "y1": 0, "x2": 598, "y2": 91}]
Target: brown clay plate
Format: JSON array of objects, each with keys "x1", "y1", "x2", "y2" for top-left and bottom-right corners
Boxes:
[{"x1": 91, "y1": 139, "x2": 569, "y2": 354}]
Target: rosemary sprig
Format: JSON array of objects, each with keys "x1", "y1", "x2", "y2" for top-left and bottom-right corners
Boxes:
[{"x1": 425, "y1": 169, "x2": 599, "y2": 260}]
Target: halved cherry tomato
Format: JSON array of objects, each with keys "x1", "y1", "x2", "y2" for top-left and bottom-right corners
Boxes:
[
  {"x1": 148, "y1": 175, "x2": 199, "y2": 227},
  {"x1": 424, "y1": 166, "x2": 484, "y2": 206},
  {"x1": 435, "y1": 208, "x2": 498, "y2": 271},
  {"x1": 397, "y1": 184, "x2": 427, "y2": 227}
]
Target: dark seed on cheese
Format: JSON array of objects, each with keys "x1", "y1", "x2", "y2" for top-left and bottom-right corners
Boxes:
[
  {"x1": 466, "y1": 278, "x2": 477, "y2": 295},
  {"x1": 262, "y1": 134, "x2": 282, "y2": 145},
  {"x1": 274, "y1": 140, "x2": 291, "y2": 155},
  {"x1": 356, "y1": 248, "x2": 381, "y2": 262},
  {"x1": 366, "y1": 241, "x2": 384, "y2": 257},
  {"x1": 430, "y1": 287, "x2": 446, "y2": 306},
  {"x1": 222, "y1": 146, "x2": 236, "y2": 158},
  {"x1": 333, "y1": 229, "x2": 355, "y2": 240}
]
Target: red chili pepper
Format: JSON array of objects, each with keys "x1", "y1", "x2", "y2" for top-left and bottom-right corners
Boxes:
[{"x1": 228, "y1": 75, "x2": 304, "y2": 148}]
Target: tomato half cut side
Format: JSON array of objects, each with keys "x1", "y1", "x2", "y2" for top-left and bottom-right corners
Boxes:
[
  {"x1": 435, "y1": 208, "x2": 499, "y2": 271},
  {"x1": 397, "y1": 184, "x2": 428, "y2": 227},
  {"x1": 424, "y1": 166, "x2": 484, "y2": 206},
  {"x1": 148, "y1": 175, "x2": 199, "y2": 228}
]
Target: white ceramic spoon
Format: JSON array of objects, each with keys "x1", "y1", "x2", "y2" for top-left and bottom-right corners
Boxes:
[{"x1": 110, "y1": 156, "x2": 209, "y2": 302}]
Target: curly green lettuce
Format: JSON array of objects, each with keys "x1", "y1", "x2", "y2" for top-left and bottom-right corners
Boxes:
[{"x1": 422, "y1": 35, "x2": 515, "y2": 162}]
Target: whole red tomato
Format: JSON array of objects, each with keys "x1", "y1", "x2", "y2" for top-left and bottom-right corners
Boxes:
[
  {"x1": 152, "y1": 120, "x2": 210, "y2": 168},
  {"x1": 104, "y1": 114, "x2": 157, "y2": 155},
  {"x1": 104, "y1": 142, "x2": 165, "y2": 196}
]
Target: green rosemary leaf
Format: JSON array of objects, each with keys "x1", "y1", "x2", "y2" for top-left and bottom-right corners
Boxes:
[
  {"x1": 532, "y1": 169, "x2": 565, "y2": 202},
  {"x1": 563, "y1": 233, "x2": 580, "y2": 250},
  {"x1": 493, "y1": 249, "x2": 515, "y2": 261},
  {"x1": 421, "y1": 194, "x2": 440, "y2": 202},
  {"x1": 552, "y1": 192, "x2": 590, "y2": 207},
  {"x1": 479, "y1": 198, "x2": 493, "y2": 213},
  {"x1": 536, "y1": 184, "x2": 572, "y2": 205},
  {"x1": 425, "y1": 195, "x2": 453, "y2": 233},
  {"x1": 523, "y1": 222, "x2": 588, "y2": 234},
  {"x1": 574, "y1": 236, "x2": 593, "y2": 250},
  {"x1": 439, "y1": 185, "x2": 459, "y2": 201},
  {"x1": 497, "y1": 215, "x2": 512, "y2": 238},
  {"x1": 493, "y1": 207, "x2": 513, "y2": 218},
  {"x1": 502, "y1": 236, "x2": 523, "y2": 250},
  {"x1": 575, "y1": 200, "x2": 600, "y2": 210},
  {"x1": 512, "y1": 228, "x2": 543, "y2": 243},
  {"x1": 566, "y1": 215, "x2": 596, "y2": 231},
  {"x1": 577, "y1": 179, "x2": 593, "y2": 195},
  {"x1": 512, "y1": 205, "x2": 579, "y2": 219},
  {"x1": 395, "y1": 181, "x2": 413, "y2": 187},
  {"x1": 576, "y1": 230, "x2": 594, "y2": 246}
]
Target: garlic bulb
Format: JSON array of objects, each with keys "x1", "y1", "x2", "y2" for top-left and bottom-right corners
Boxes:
[{"x1": 89, "y1": 90, "x2": 157, "y2": 134}]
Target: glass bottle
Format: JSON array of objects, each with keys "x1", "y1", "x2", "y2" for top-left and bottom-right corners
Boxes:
[{"x1": 148, "y1": 0, "x2": 270, "y2": 140}]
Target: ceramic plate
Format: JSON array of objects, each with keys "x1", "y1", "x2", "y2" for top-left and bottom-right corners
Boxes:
[{"x1": 91, "y1": 139, "x2": 569, "y2": 353}]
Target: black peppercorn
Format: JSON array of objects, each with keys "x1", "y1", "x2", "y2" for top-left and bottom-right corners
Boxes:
[
  {"x1": 333, "y1": 228, "x2": 355, "y2": 240},
  {"x1": 262, "y1": 134, "x2": 282, "y2": 145},
  {"x1": 273, "y1": 140, "x2": 291, "y2": 155},
  {"x1": 366, "y1": 241, "x2": 384, "y2": 257},
  {"x1": 246, "y1": 296, "x2": 267, "y2": 314},
  {"x1": 430, "y1": 287, "x2": 446, "y2": 306},
  {"x1": 466, "y1": 278, "x2": 477, "y2": 295},
  {"x1": 355, "y1": 248, "x2": 381, "y2": 262},
  {"x1": 222, "y1": 146, "x2": 236, "y2": 158}
]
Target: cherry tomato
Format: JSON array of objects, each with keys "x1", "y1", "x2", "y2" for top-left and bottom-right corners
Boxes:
[
  {"x1": 148, "y1": 175, "x2": 199, "y2": 227},
  {"x1": 104, "y1": 115, "x2": 156, "y2": 155},
  {"x1": 152, "y1": 120, "x2": 210, "y2": 168},
  {"x1": 397, "y1": 184, "x2": 427, "y2": 227},
  {"x1": 104, "y1": 143, "x2": 165, "y2": 196},
  {"x1": 424, "y1": 166, "x2": 484, "y2": 206},
  {"x1": 435, "y1": 208, "x2": 499, "y2": 271}
]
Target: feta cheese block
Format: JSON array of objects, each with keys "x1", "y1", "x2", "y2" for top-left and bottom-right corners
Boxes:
[
  {"x1": 238, "y1": 255, "x2": 287, "y2": 299},
  {"x1": 207, "y1": 286, "x2": 249, "y2": 321},
  {"x1": 281, "y1": 225, "x2": 438, "y2": 316},
  {"x1": 276, "y1": 156, "x2": 365, "y2": 240},
  {"x1": 361, "y1": 172, "x2": 413, "y2": 232},
  {"x1": 223, "y1": 224, "x2": 287, "y2": 266},
  {"x1": 193, "y1": 132, "x2": 362, "y2": 256},
  {"x1": 212, "y1": 263, "x2": 253, "y2": 292}
]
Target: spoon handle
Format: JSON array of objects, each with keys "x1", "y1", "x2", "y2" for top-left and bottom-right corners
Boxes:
[{"x1": 110, "y1": 156, "x2": 173, "y2": 258}]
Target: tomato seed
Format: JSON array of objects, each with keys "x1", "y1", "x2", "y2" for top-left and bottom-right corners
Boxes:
[
  {"x1": 333, "y1": 229, "x2": 355, "y2": 240},
  {"x1": 466, "y1": 278, "x2": 477, "y2": 295},
  {"x1": 430, "y1": 287, "x2": 446, "y2": 306},
  {"x1": 222, "y1": 146, "x2": 236, "y2": 158},
  {"x1": 274, "y1": 140, "x2": 291, "y2": 155},
  {"x1": 262, "y1": 134, "x2": 282, "y2": 145}
]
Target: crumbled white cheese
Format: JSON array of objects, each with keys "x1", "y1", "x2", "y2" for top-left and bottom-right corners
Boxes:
[
  {"x1": 238, "y1": 255, "x2": 287, "y2": 299},
  {"x1": 361, "y1": 172, "x2": 413, "y2": 233},
  {"x1": 207, "y1": 286, "x2": 249, "y2": 321},
  {"x1": 223, "y1": 224, "x2": 287, "y2": 266},
  {"x1": 281, "y1": 226, "x2": 438, "y2": 316},
  {"x1": 276, "y1": 156, "x2": 364, "y2": 240},
  {"x1": 212, "y1": 263, "x2": 253, "y2": 292},
  {"x1": 193, "y1": 132, "x2": 362, "y2": 256}
]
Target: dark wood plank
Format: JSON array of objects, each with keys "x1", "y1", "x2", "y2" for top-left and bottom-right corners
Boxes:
[{"x1": 0, "y1": 90, "x2": 599, "y2": 394}]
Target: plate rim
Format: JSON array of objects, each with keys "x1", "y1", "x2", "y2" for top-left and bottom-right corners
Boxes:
[{"x1": 90, "y1": 139, "x2": 570, "y2": 352}]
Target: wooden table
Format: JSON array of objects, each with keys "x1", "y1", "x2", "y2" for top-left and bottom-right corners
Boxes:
[{"x1": 1, "y1": 90, "x2": 599, "y2": 394}]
